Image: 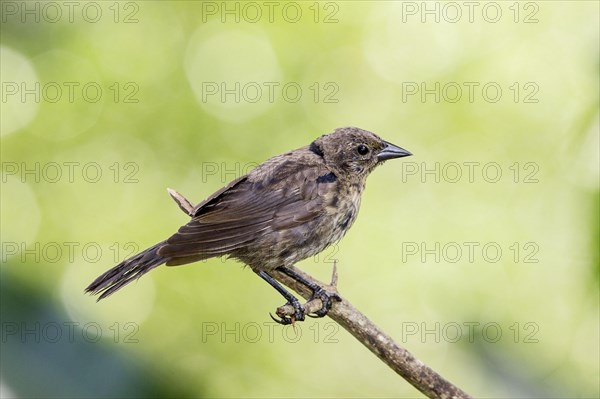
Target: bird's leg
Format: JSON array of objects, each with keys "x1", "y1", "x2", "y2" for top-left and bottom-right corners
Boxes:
[
  {"x1": 256, "y1": 270, "x2": 305, "y2": 325},
  {"x1": 276, "y1": 266, "x2": 342, "y2": 318}
]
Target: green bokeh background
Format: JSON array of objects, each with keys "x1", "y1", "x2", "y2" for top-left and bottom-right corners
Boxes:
[{"x1": 1, "y1": 1, "x2": 598, "y2": 398}]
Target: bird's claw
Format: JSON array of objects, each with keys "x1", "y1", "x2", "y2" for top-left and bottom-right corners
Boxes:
[
  {"x1": 307, "y1": 287, "x2": 342, "y2": 318},
  {"x1": 272, "y1": 300, "x2": 305, "y2": 325}
]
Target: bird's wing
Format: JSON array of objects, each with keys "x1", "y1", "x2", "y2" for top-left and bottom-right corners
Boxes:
[
  {"x1": 190, "y1": 174, "x2": 248, "y2": 217},
  {"x1": 158, "y1": 154, "x2": 336, "y2": 261}
]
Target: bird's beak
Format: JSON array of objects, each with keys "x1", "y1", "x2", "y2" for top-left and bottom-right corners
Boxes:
[{"x1": 377, "y1": 141, "x2": 412, "y2": 161}]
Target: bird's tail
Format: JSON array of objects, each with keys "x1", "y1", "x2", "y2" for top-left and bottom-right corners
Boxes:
[{"x1": 85, "y1": 241, "x2": 168, "y2": 300}]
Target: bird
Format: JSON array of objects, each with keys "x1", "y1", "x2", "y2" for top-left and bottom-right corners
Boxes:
[{"x1": 85, "y1": 127, "x2": 412, "y2": 324}]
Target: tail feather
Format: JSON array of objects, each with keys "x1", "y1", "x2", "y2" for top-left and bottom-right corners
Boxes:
[{"x1": 85, "y1": 241, "x2": 169, "y2": 300}]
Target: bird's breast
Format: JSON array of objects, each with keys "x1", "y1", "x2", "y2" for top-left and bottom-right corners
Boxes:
[
  {"x1": 326, "y1": 182, "x2": 362, "y2": 242},
  {"x1": 234, "y1": 179, "x2": 364, "y2": 271}
]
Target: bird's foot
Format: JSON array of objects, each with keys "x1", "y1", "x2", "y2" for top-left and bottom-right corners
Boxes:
[
  {"x1": 271, "y1": 297, "x2": 305, "y2": 325},
  {"x1": 274, "y1": 287, "x2": 340, "y2": 322},
  {"x1": 306, "y1": 287, "x2": 342, "y2": 318},
  {"x1": 274, "y1": 263, "x2": 342, "y2": 320}
]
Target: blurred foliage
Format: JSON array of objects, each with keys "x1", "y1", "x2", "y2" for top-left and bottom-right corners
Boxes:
[{"x1": 1, "y1": 1, "x2": 598, "y2": 398}]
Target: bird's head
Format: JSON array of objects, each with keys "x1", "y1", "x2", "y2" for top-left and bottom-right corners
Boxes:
[{"x1": 311, "y1": 127, "x2": 412, "y2": 179}]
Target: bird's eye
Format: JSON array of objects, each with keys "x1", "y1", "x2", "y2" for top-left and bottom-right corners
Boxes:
[{"x1": 356, "y1": 144, "x2": 370, "y2": 156}]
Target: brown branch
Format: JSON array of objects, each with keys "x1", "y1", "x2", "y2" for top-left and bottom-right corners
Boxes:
[
  {"x1": 167, "y1": 187, "x2": 194, "y2": 215},
  {"x1": 167, "y1": 188, "x2": 472, "y2": 399},
  {"x1": 271, "y1": 266, "x2": 471, "y2": 399}
]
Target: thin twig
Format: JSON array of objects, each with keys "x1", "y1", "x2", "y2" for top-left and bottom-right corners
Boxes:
[
  {"x1": 167, "y1": 187, "x2": 194, "y2": 215},
  {"x1": 167, "y1": 188, "x2": 472, "y2": 399},
  {"x1": 272, "y1": 267, "x2": 471, "y2": 399}
]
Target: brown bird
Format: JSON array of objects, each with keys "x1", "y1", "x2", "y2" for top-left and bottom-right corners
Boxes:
[{"x1": 85, "y1": 127, "x2": 411, "y2": 323}]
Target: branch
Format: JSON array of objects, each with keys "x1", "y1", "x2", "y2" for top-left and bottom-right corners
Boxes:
[
  {"x1": 167, "y1": 188, "x2": 472, "y2": 399},
  {"x1": 167, "y1": 188, "x2": 194, "y2": 215},
  {"x1": 271, "y1": 266, "x2": 471, "y2": 399}
]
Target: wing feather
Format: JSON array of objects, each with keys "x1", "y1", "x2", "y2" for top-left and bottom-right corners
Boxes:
[{"x1": 158, "y1": 151, "x2": 336, "y2": 263}]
